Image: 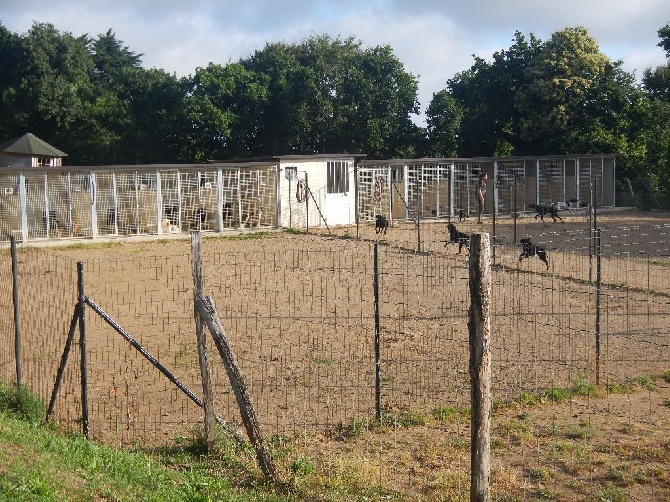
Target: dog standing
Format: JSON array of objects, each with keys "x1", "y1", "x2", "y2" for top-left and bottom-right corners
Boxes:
[
  {"x1": 375, "y1": 214, "x2": 389, "y2": 235},
  {"x1": 519, "y1": 237, "x2": 549, "y2": 270},
  {"x1": 458, "y1": 208, "x2": 467, "y2": 222},
  {"x1": 445, "y1": 223, "x2": 470, "y2": 253},
  {"x1": 529, "y1": 203, "x2": 563, "y2": 223}
]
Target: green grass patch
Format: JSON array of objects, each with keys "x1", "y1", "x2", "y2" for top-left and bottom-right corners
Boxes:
[{"x1": 0, "y1": 382, "x2": 45, "y2": 424}]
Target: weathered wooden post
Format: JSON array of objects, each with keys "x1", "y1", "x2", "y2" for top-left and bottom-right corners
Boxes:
[
  {"x1": 10, "y1": 237, "x2": 21, "y2": 387},
  {"x1": 196, "y1": 296, "x2": 280, "y2": 485},
  {"x1": 468, "y1": 233, "x2": 492, "y2": 502},
  {"x1": 190, "y1": 231, "x2": 216, "y2": 452},
  {"x1": 374, "y1": 242, "x2": 381, "y2": 420}
]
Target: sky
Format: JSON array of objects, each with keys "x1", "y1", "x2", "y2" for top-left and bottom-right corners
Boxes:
[{"x1": 3, "y1": 0, "x2": 669, "y2": 124}]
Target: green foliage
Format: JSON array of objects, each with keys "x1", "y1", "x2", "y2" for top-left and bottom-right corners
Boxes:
[
  {"x1": 289, "y1": 456, "x2": 315, "y2": 477},
  {"x1": 0, "y1": 382, "x2": 45, "y2": 424}
]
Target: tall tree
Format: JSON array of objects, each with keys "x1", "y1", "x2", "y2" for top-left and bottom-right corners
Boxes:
[
  {"x1": 514, "y1": 27, "x2": 614, "y2": 154},
  {"x1": 181, "y1": 62, "x2": 269, "y2": 161},
  {"x1": 0, "y1": 23, "x2": 25, "y2": 140},
  {"x1": 0, "y1": 22, "x2": 95, "y2": 150},
  {"x1": 439, "y1": 31, "x2": 542, "y2": 156},
  {"x1": 639, "y1": 24, "x2": 670, "y2": 194},
  {"x1": 239, "y1": 35, "x2": 422, "y2": 158},
  {"x1": 425, "y1": 90, "x2": 462, "y2": 157}
]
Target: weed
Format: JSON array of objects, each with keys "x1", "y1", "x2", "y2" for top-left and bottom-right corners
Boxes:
[
  {"x1": 571, "y1": 375, "x2": 596, "y2": 396},
  {"x1": 283, "y1": 228, "x2": 303, "y2": 235},
  {"x1": 629, "y1": 375, "x2": 654, "y2": 390},
  {"x1": 332, "y1": 418, "x2": 372, "y2": 439},
  {"x1": 594, "y1": 484, "x2": 626, "y2": 502},
  {"x1": 516, "y1": 392, "x2": 540, "y2": 406},
  {"x1": 564, "y1": 422, "x2": 593, "y2": 440},
  {"x1": 0, "y1": 382, "x2": 44, "y2": 424},
  {"x1": 230, "y1": 231, "x2": 272, "y2": 240},
  {"x1": 434, "y1": 405, "x2": 457, "y2": 422},
  {"x1": 544, "y1": 387, "x2": 571, "y2": 403},
  {"x1": 290, "y1": 456, "x2": 315, "y2": 476}
]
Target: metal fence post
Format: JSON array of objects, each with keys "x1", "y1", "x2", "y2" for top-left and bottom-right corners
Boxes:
[
  {"x1": 374, "y1": 242, "x2": 381, "y2": 420},
  {"x1": 77, "y1": 262, "x2": 90, "y2": 440}
]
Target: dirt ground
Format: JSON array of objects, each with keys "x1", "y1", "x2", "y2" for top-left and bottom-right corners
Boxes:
[{"x1": 12, "y1": 208, "x2": 670, "y2": 500}]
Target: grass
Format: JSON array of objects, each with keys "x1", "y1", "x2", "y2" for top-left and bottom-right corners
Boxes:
[{"x1": 0, "y1": 376, "x2": 668, "y2": 501}]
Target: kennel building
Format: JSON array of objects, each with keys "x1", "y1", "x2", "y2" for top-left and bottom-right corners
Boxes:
[
  {"x1": 0, "y1": 135, "x2": 368, "y2": 242},
  {"x1": 0, "y1": 133, "x2": 616, "y2": 243},
  {"x1": 357, "y1": 155, "x2": 616, "y2": 223}
]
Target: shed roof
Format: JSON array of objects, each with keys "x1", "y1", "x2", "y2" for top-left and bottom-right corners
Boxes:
[{"x1": 0, "y1": 133, "x2": 68, "y2": 157}]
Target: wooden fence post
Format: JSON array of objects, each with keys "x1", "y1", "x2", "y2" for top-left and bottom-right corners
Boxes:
[
  {"x1": 190, "y1": 231, "x2": 216, "y2": 452},
  {"x1": 11, "y1": 237, "x2": 21, "y2": 388},
  {"x1": 196, "y1": 296, "x2": 280, "y2": 485},
  {"x1": 468, "y1": 233, "x2": 492, "y2": 502}
]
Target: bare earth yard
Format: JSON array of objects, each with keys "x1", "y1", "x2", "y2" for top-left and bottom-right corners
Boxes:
[{"x1": 12, "y1": 209, "x2": 670, "y2": 500}]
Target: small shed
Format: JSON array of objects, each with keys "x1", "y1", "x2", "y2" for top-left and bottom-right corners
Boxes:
[
  {"x1": 0, "y1": 133, "x2": 67, "y2": 168},
  {"x1": 275, "y1": 153, "x2": 366, "y2": 229}
]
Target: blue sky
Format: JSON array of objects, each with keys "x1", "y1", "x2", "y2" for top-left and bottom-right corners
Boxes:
[{"x1": 3, "y1": 0, "x2": 669, "y2": 124}]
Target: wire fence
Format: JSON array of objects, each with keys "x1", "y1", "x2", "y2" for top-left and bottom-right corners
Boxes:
[{"x1": 0, "y1": 211, "x2": 668, "y2": 498}]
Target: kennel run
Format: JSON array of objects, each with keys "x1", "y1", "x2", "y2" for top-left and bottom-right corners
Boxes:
[{"x1": 0, "y1": 134, "x2": 616, "y2": 243}]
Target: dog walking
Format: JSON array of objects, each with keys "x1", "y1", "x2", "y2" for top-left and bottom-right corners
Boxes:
[{"x1": 476, "y1": 172, "x2": 488, "y2": 224}]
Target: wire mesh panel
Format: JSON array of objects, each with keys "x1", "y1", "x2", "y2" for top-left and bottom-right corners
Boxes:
[
  {"x1": 538, "y1": 160, "x2": 565, "y2": 203},
  {"x1": 115, "y1": 171, "x2": 140, "y2": 235},
  {"x1": 220, "y1": 168, "x2": 238, "y2": 229},
  {"x1": 68, "y1": 172, "x2": 93, "y2": 238},
  {"x1": 496, "y1": 161, "x2": 526, "y2": 216},
  {"x1": 93, "y1": 171, "x2": 118, "y2": 237},
  {"x1": 357, "y1": 166, "x2": 391, "y2": 223},
  {"x1": 159, "y1": 170, "x2": 180, "y2": 232},
  {"x1": 24, "y1": 173, "x2": 46, "y2": 240},
  {"x1": 578, "y1": 157, "x2": 604, "y2": 206},
  {"x1": 418, "y1": 163, "x2": 450, "y2": 218},
  {"x1": 179, "y1": 170, "x2": 214, "y2": 231},
  {"x1": 239, "y1": 169, "x2": 268, "y2": 228},
  {"x1": 0, "y1": 174, "x2": 22, "y2": 240},
  {"x1": 452, "y1": 162, "x2": 474, "y2": 216}
]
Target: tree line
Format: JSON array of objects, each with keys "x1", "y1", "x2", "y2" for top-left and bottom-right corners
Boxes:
[{"x1": 1, "y1": 22, "x2": 668, "y2": 198}]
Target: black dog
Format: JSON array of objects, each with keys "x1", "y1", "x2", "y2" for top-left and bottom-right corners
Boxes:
[
  {"x1": 529, "y1": 203, "x2": 563, "y2": 223},
  {"x1": 445, "y1": 223, "x2": 470, "y2": 253},
  {"x1": 519, "y1": 237, "x2": 549, "y2": 270},
  {"x1": 375, "y1": 214, "x2": 389, "y2": 235},
  {"x1": 458, "y1": 208, "x2": 468, "y2": 222}
]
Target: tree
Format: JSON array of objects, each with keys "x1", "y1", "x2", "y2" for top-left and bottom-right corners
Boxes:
[
  {"x1": 0, "y1": 22, "x2": 95, "y2": 150},
  {"x1": 181, "y1": 62, "x2": 269, "y2": 161},
  {"x1": 0, "y1": 23, "x2": 25, "y2": 140},
  {"x1": 425, "y1": 90, "x2": 462, "y2": 157},
  {"x1": 437, "y1": 31, "x2": 542, "y2": 156},
  {"x1": 73, "y1": 30, "x2": 183, "y2": 164},
  {"x1": 638, "y1": 24, "x2": 670, "y2": 195},
  {"x1": 514, "y1": 27, "x2": 614, "y2": 153},
  {"x1": 239, "y1": 35, "x2": 422, "y2": 158}
]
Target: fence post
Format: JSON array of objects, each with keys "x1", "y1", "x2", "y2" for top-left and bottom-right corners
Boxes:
[
  {"x1": 77, "y1": 262, "x2": 90, "y2": 440},
  {"x1": 11, "y1": 237, "x2": 21, "y2": 388},
  {"x1": 195, "y1": 296, "x2": 280, "y2": 485},
  {"x1": 595, "y1": 228, "x2": 602, "y2": 386},
  {"x1": 374, "y1": 242, "x2": 381, "y2": 420},
  {"x1": 190, "y1": 231, "x2": 216, "y2": 452},
  {"x1": 416, "y1": 200, "x2": 422, "y2": 253},
  {"x1": 468, "y1": 233, "x2": 492, "y2": 502}
]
